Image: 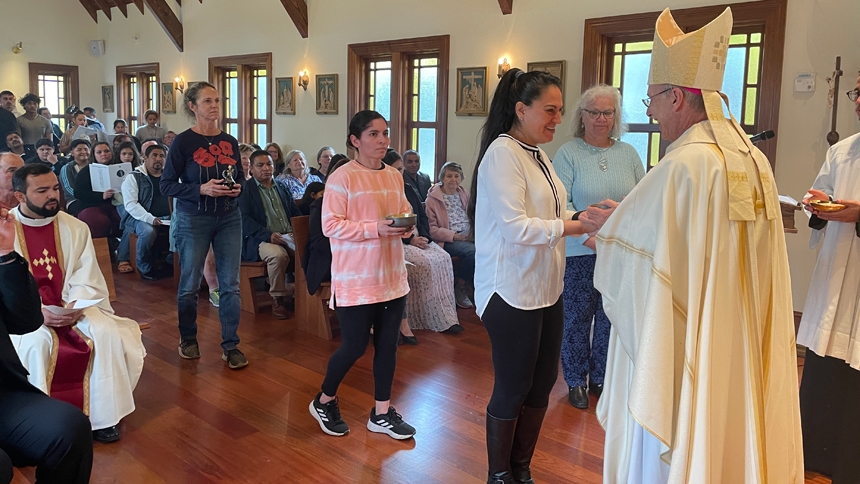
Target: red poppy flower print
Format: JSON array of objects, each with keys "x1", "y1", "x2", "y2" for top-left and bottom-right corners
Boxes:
[
  {"x1": 218, "y1": 141, "x2": 234, "y2": 156},
  {"x1": 193, "y1": 147, "x2": 216, "y2": 167}
]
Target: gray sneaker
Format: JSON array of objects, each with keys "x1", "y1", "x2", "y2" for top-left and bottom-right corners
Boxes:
[
  {"x1": 178, "y1": 340, "x2": 200, "y2": 359},
  {"x1": 454, "y1": 286, "x2": 473, "y2": 309},
  {"x1": 209, "y1": 288, "x2": 220, "y2": 307},
  {"x1": 222, "y1": 348, "x2": 248, "y2": 369}
]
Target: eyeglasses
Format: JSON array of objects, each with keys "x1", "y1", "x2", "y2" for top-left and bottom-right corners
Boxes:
[
  {"x1": 642, "y1": 87, "x2": 673, "y2": 108},
  {"x1": 848, "y1": 89, "x2": 860, "y2": 102},
  {"x1": 582, "y1": 109, "x2": 616, "y2": 120}
]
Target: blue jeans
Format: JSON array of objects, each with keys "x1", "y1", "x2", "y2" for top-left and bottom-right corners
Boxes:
[
  {"x1": 116, "y1": 205, "x2": 131, "y2": 263},
  {"x1": 443, "y1": 240, "x2": 475, "y2": 284},
  {"x1": 174, "y1": 209, "x2": 242, "y2": 351},
  {"x1": 560, "y1": 255, "x2": 611, "y2": 388},
  {"x1": 131, "y1": 219, "x2": 167, "y2": 275}
]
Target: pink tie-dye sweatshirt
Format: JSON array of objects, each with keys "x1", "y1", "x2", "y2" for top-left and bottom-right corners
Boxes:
[{"x1": 321, "y1": 160, "x2": 412, "y2": 307}]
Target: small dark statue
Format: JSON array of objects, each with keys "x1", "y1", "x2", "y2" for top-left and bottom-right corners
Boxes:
[{"x1": 222, "y1": 165, "x2": 237, "y2": 189}]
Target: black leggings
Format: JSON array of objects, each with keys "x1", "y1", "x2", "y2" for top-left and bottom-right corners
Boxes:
[
  {"x1": 321, "y1": 296, "x2": 406, "y2": 402},
  {"x1": 483, "y1": 293, "x2": 565, "y2": 419}
]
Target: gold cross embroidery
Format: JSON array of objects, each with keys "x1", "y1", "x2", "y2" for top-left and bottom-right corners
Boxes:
[
  {"x1": 712, "y1": 35, "x2": 728, "y2": 70},
  {"x1": 32, "y1": 249, "x2": 58, "y2": 280}
]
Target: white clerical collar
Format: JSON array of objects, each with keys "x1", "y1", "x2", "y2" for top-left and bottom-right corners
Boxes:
[{"x1": 11, "y1": 206, "x2": 57, "y2": 227}]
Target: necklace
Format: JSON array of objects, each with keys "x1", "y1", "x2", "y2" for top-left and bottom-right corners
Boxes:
[
  {"x1": 202, "y1": 134, "x2": 217, "y2": 146},
  {"x1": 580, "y1": 138, "x2": 614, "y2": 172}
]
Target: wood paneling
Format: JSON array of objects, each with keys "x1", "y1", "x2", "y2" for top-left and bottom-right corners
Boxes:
[
  {"x1": 498, "y1": 0, "x2": 512, "y2": 15},
  {"x1": 279, "y1": 0, "x2": 309, "y2": 39},
  {"x1": 581, "y1": 0, "x2": 787, "y2": 167},
  {"x1": 10, "y1": 266, "x2": 828, "y2": 483},
  {"x1": 78, "y1": 0, "x2": 99, "y2": 22}
]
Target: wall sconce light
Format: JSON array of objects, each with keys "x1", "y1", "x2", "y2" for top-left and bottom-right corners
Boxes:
[
  {"x1": 497, "y1": 58, "x2": 511, "y2": 78},
  {"x1": 173, "y1": 77, "x2": 186, "y2": 94},
  {"x1": 298, "y1": 70, "x2": 310, "y2": 91},
  {"x1": 11, "y1": 42, "x2": 22, "y2": 54}
]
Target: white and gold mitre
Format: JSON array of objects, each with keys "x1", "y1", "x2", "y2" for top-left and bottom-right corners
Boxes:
[
  {"x1": 648, "y1": 7, "x2": 731, "y2": 91},
  {"x1": 649, "y1": 7, "x2": 777, "y2": 222}
]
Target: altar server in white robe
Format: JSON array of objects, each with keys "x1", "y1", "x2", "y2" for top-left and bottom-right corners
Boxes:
[
  {"x1": 590, "y1": 7, "x2": 804, "y2": 484},
  {"x1": 796, "y1": 73, "x2": 860, "y2": 484},
  {"x1": 9, "y1": 163, "x2": 145, "y2": 444}
]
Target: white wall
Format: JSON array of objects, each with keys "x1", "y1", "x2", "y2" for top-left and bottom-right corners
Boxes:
[
  {"x1": 0, "y1": 0, "x2": 103, "y2": 114},
  {"x1": 3, "y1": 0, "x2": 859, "y2": 309}
]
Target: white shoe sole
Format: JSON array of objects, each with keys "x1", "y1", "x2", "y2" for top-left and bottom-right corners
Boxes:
[
  {"x1": 309, "y1": 401, "x2": 349, "y2": 436},
  {"x1": 366, "y1": 420, "x2": 416, "y2": 440}
]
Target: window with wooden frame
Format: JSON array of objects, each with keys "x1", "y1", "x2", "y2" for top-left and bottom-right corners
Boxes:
[
  {"x1": 28, "y1": 63, "x2": 79, "y2": 128},
  {"x1": 581, "y1": 0, "x2": 786, "y2": 169},
  {"x1": 348, "y1": 35, "x2": 450, "y2": 179},
  {"x1": 116, "y1": 63, "x2": 160, "y2": 133},
  {"x1": 208, "y1": 53, "x2": 272, "y2": 146}
]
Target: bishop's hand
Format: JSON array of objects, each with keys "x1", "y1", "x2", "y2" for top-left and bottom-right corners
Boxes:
[{"x1": 41, "y1": 307, "x2": 84, "y2": 327}]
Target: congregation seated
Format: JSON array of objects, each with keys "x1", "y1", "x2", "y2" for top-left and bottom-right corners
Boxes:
[
  {"x1": 425, "y1": 161, "x2": 476, "y2": 309},
  {"x1": 134, "y1": 110, "x2": 167, "y2": 144},
  {"x1": 9, "y1": 163, "x2": 146, "y2": 443},
  {"x1": 276, "y1": 149, "x2": 323, "y2": 199},
  {"x1": 163, "y1": 131, "x2": 176, "y2": 148},
  {"x1": 311, "y1": 146, "x2": 335, "y2": 181},
  {"x1": 239, "y1": 143, "x2": 254, "y2": 180},
  {"x1": 0, "y1": 103, "x2": 16, "y2": 152},
  {"x1": 265, "y1": 142, "x2": 285, "y2": 174},
  {"x1": 121, "y1": 143, "x2": 171, "y2": 280},
  {"x1": 26, "y1": 137, "x2": 68, "y2": 176},
  {"x1": 59, "y1": 139, "x2": 91, "y2": 215},
  {"x1": 383, "y1": 149, "x2": 462, "y2": 336},
  {"x1": 238, "y1": 150, "x2": 303, "y2": 319},
  {"x1": 0, "y1": 152, "x2": 23, "y2": 210},
  {"x1": 401, "y1": 150, "x2": 432, "y2": 202},
  {"x1": 73, "y1": 141, "x2": 122, "y2": 241},
  {"x1": 59, "y1": 111, "x2": 106, "y2": 155},
  {"x1": 2, "y1": 131, "x2": 35, "y2": 160},
  {"x1": 297, "y1": 181, "x2": 325, "y2": 215}
]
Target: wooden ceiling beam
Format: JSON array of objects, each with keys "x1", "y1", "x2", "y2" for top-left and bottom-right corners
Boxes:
[
  {"x1": 144, "y1": 0, "x2": 184, "y2": 51},
  {"x1": 279, "y1": 0, "x2": 308, "y2": 38},
  {"x1": 498, "y1": 0, "x2": 512, "y2": 15},
  {"x1": 116, "y1": 0, "x2": 128, "y2": 17},
  {"x1": 78, "y1": 0, "x2": 99, "y2": 22},
  {"x1": 132, "y1": 0, "x2": 144, "y2": 14},
  {"x1": 92, "y1": 0, "x2": 113, "y2": 20}
]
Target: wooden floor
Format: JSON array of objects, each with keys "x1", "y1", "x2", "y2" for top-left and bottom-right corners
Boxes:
[{"x1": 12, "y1": 272, "x2": 831, "y2": 483}]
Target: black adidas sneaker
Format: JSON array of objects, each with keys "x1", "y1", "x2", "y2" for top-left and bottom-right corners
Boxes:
[
  {"x1": 309, "y1": 392, "x2": 349, "y2": 436},
  {"x1": 366, "y1": 406, "x2": 416, "y2": 440}
]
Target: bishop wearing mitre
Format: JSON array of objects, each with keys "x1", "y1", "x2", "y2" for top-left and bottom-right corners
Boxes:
[
  {"x1": 9, "y1": 163, "x2": 146, "y2": 444},
  {"x1": 589, "y1": 7, "x2": 804, "y2": 484}
]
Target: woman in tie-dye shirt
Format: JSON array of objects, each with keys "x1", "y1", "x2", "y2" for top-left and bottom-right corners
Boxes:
[{"x1": 309, "y1": 110, "x2": 417, "y2": 441}]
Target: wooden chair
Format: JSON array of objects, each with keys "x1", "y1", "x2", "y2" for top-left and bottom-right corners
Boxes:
[
  {"x1": 91, "y1": 237, "x2": 116, "y2": 302},
  {"x1": 291, "y1": 215, "x2": 338, "y2": 340}
]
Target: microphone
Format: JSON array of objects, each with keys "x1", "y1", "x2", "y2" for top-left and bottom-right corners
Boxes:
[{"x1": 749, "y1": 130, "x2": 775, "y2": 144}]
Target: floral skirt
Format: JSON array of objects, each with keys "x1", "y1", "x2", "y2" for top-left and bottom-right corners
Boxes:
[{"x1": 404, "y1": 243, "x2": 459, "y2": 332}]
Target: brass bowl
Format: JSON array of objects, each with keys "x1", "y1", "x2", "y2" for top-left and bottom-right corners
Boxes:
[
  {"x1": 386, "y1": 213, "x2": 417, "y2": 227},
  {"x1": 809, "y1": 200, "x2": 846, "y2": 212}
]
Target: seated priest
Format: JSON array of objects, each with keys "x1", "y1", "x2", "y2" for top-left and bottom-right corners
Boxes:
[
  {"x1": 8, "y1": 163, "x2": 146, "y2": 444},
  {"x1": 121, "y1": 143, "x2": 171, "y2": 280},
  {"x1": 237, "y1": 150, "x2": 302, "y2": 319}
]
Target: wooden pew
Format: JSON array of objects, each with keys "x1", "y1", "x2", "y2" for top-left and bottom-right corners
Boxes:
[{"x1": 291, "y1": 215, "x2": 338, "y2": 340}]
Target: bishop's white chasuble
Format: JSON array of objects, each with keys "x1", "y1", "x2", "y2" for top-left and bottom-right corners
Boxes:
[{"x1": 594, "y1": 121, "x2": 803, "y2": 484}]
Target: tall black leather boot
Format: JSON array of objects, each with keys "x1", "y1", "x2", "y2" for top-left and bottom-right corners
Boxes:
[
  {"x1": 510, "y1": 406, "x2": 548, "y2": 484},
  {"x1": 486, "y1": 412, "x2": 518, "y2": 484}
]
